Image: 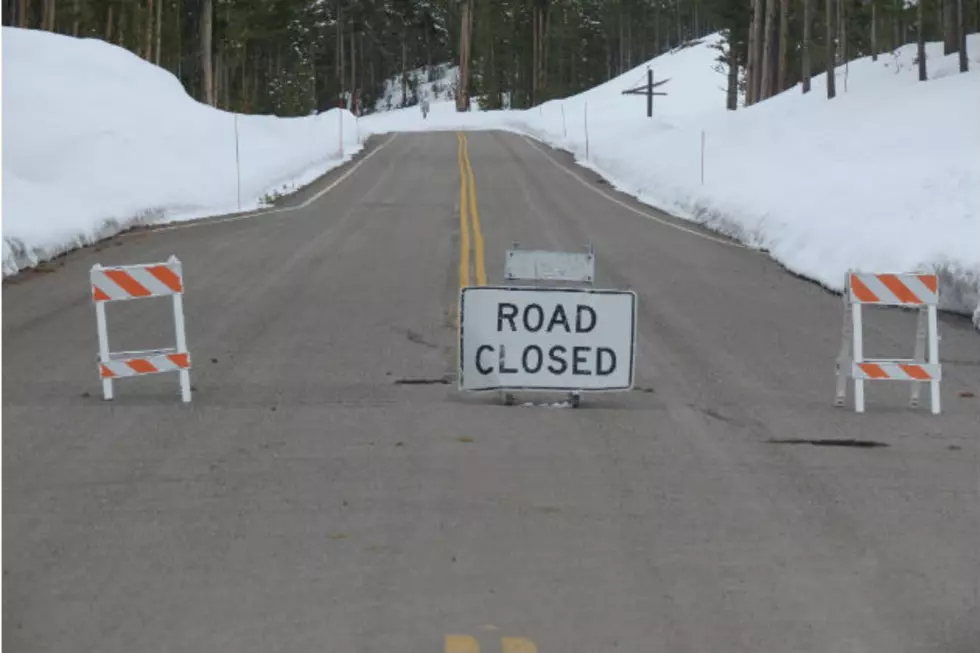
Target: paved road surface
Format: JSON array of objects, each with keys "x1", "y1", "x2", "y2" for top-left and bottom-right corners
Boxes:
[{"x1": 4, "y1": 131, "x2": 979, "y2": 653}]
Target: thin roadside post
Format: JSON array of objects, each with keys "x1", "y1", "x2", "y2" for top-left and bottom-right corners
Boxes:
[{"x1": 233, "y1": 113, "x2": 242, "y2": 211}]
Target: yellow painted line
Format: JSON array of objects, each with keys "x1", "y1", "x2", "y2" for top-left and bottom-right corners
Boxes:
[
  {"x1": 461, "y1": 133, "x2": 488, "y2": 286},
  {"x1": 501, "y1": 637, "x2": 538, "y2": 653},
  {"x1": 457, "y1": 133, "x2": 472, "y2": 289},
  {"x1": 445, "y1": 634, "x2": 480, "y2": 653}
]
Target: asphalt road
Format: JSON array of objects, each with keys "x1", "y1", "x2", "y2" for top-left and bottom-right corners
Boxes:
[{"x1": 3, "y1": 131, "x2": 979, "y2": 653}]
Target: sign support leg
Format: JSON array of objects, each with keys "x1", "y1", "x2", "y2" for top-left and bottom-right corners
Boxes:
[
  {"x1": 173, "y1": 292, "x2": 192, "y2": 404},
  {"x1": 95, "y1": 299, "x2": 114, "y2": 401},
  {"x1": 910, "y1": 307, "x2": 926, "y2": 407},
  {"x1": 852, "y1": 302, "x2": 865, "y2": 413}
]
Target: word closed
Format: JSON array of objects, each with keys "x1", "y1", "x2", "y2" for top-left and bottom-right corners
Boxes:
[{"x1": 459, "y1": 287, "x2": 636, "y2": 391}]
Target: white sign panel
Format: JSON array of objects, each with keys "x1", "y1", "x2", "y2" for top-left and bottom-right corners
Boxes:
[
  {"x1": 459, "y1": 287, "x2": 636, "y2": 392},
  {"x1": 505, "y1": 249, "x2": 595, "y2": 283}
]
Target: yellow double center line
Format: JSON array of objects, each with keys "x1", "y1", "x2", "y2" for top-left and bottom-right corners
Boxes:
[{"x1": 457, "y1": 132, "x2": 487, "y2": 288}]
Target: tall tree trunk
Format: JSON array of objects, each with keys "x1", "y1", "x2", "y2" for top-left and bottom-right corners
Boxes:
[
  {"x1": 769, "y1": 2, "x2": 780, "y2": 96},
  {"x1": 155, "y1": 0, "x2": 163, "y2": 65},
  {"x1": 336, "y1": 0, "x2": 344, "y2": 100},
  {"x1": 350, "y1": 27, "x2": 356, "y2": 106},
  {"x1": 760, "y1": 0, "x2": 777, "y2": 100},
  {"x1": 957, "y1": 0, "x2": 968, "y2": 70},
  {"x1": 42, "y1": 0, "x2": 54, "y2": 30},
  {"x1": 117, "y1": 2, "x2": 125, "y2": 45},
  {"x1": 726, "y1": 42, "x2": 739, "y2": 110},
  {"x1": 72, "y1": 0, "x2": 80, "y2": 35},
  {"x1": 144, "y1": 0, "x2": 154, "y2": 62},
  {"x1": 802, "y1": 0, "x2": 813, "y2": 92},
  {"x1": 748, "y1": 0, "x2": 764, "y2": 104},
  {"x1": 893, "y1": 0, "x2": 901, "y2": 51},
  {"x1": 457, "y1": 0, "x2": 473, "y2": 111},
  {"x1": 944, "y1": 0, "x2": 958, "y2": 53},
  {"x1": 201, "y1": 0, "x2": 215, "y2": 105},
  {"x1": 871, "y1": 0, "x2": 878, "y2": 60},
  {"x1": 917, "y1": 0, "x2": 927, "y2": 80},
  {"x1": 676, "y1": 0, "x2": 682, "y2": 44},
  {"x1": 826, "y1": 0, "x2": 837, "y2": 98},
  {"x1": 540, "y1": 5, "x2": 551, "y2": 97},
  {"x1": 655, "y1": 1, "x2": 661, "y2": 54},
  {"x1": 531, "y1": 9, "x2": 539, "y2": 103},
  {"x1": 839, "y1": 0, "x2": 847, "y2": 75},
  {"x1": 17, "y1": 0, "x2": 26, "y2": 27},
  {"x1": 214, "y1": 48, "x2": 223, "y2": 109},
  {"x1": 778, "y1": 0, "x2": 789, "y2": 91},
  {"x1": 400, "y1": 35, "x2": 407, "y2": 107}
]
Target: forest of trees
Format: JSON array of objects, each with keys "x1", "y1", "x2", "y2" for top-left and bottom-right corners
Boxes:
[{"x1": 3, "y1": 0, "x2": 974, "y2": 116}]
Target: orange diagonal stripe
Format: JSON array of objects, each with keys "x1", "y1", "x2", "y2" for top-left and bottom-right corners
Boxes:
[
  {"x1": 92, "y1": 285, "x2": 111, "y2": 301},
  {"x1": 918, "y1": 274, "x2": 938, "y2": 294},
  {"x1": 100, "y1": 364, "x2": 116, "y2": 379},
  {"x1": 899, "y1": 364, "x2": 932, "y2": 380},
  {"x1": 147, "y1": 265, "x2": 183, "y2": 293},
  {"x1": 858, "y1": 363, "x2": 889, "y2": 379},
  {"x1": 126, "y1": 359, "x2": 158, "y2": 374},
  {"x1": 168, "y1": 353, "x2": 190, "y2": 368},
  {"x1": 850, "y1": 275, "x2": 879, "y2": 303},
  {"x1": 878, "y1": 274, "x2": 921, "y2": 304},
  {"x1": 104, "y1": 269, "x2": 151, "y2": 297}
]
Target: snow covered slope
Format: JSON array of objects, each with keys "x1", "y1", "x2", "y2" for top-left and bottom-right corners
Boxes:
[
  {"x1": 2, "y1": 27, "x2": 361, "y2": 275},
  {"x1": 364, "y1": 34, "x2": 980, "y2": 322}
]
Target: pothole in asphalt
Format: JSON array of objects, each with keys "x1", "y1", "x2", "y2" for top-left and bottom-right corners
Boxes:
[{"x1": 768, "y1": 438, "x2": 889, "y2": 448}]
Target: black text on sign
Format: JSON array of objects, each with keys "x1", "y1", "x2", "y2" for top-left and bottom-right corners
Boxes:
[{"x1": 458, "y1": 287, "x2": 636, "y2": 392}]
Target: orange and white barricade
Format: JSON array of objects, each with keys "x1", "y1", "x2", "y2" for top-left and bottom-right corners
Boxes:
[
  {"x1": 91, "y1": 255, "x2": 192, "y2": 402},
  {"x1": 835, "y1": 271, "x2": 940, "y2": 414}
]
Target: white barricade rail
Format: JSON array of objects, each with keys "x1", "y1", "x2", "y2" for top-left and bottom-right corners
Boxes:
[
  {"x1": 835, "y1": 271, "x2": 940, "y2": 414},
  {"x1": 91, "y1": 255, "x2": 192, "y2": 402}
]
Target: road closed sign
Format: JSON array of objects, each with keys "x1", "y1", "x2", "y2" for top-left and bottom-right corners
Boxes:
[{"x1": 458, "y1": 287, "x2": 636, "y2": 392}]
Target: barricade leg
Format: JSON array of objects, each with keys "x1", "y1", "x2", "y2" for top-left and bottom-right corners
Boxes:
[
  {"x1": 928, "y1": 304, "x2": 940, "y2": 414},
  {"x1": 95, "y1": 300, "x2": 114, "y2": 401},
  {"x1": 910, "y1": 308, "x2": 926, "y2": 408},
  {"x1": 851, "y1": 303, "x2": 865, "y2": 413},
  {"x1": 173, "y1": 293, "x2": 192, "y2": 403},
  {"x1": 834, "y1": 294, "x2": 850, "y2": 407}
]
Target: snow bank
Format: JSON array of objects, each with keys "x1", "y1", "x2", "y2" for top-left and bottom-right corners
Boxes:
[
  {"x1": 2, "y1": 27, "x2": 361, "y2": 275},
  {"x1": 5, "y1": 25, "x2": 977, "y2": 324},
  {"x1": 363, "y1": 34, "x2": 980, "y2": 321}
]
